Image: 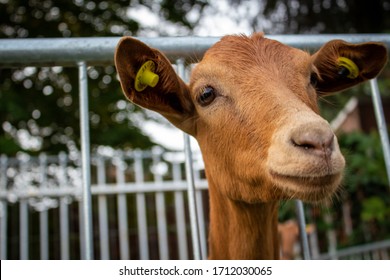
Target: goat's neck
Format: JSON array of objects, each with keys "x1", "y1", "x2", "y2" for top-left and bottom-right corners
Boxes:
[{"x1": 207, "y1": 177, "x2": 280, "y2": 260}]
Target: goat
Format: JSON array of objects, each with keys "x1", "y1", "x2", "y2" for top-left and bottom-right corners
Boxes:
[{"x1": 115, "y1": 32, "x2": 387, "y2": 259}]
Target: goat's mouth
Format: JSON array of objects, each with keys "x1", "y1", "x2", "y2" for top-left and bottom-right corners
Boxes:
[{"x1": 269, "y1": 170, "x2": 343, "y2": 201}]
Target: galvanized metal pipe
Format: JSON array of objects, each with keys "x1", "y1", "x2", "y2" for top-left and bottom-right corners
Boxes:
[
  {"x1": 172, "y1": 161, "x2": 189, "y2": 260},
  {"x1": 192, "y1": 163, "x2": 207, "y2": 259},
  {"x1": 19, "y1": 158, "x2": 28, "y2": 260},
  {"x1": 370, "y1": 79, "x2": 390, "y2": 187},
  {"x1": 59, "y1": 198, "x2": 70, "y2": 260},
  {"x1": 134, "y1": 150, "x2": 149, "y2": 260},
  {"x1": 58, "y1": 152, "x2": 70, "y2": 260},
  {"x1": 183, "y1": 132, "x2": 202, "y2": 260},
  {"x1": 196, "y1": 190, "x2": 208, "y2": 260},
  {"x1": 177, "y1": 58, "x2": 202, "y2": 260},
  {"x1": 152, "y1": 147, "x2": 169, "y2": 260},
  {"x1": 96, "y1": 156, "x2": 110, "y2": 260},
  {"x1": 1, "y1": 34, "x2": 389, "y2": 67},
  {"x1": 317, "y1": 239, "x2": 390, "y2": 259},
  {"x1": 78, "y1": 61, "x2": 94, "y2": 260},
  {"x1": 39, "y1": 154, "x2": 49, "y2": 260},
  {"x1": 295, "y1": 200, "x2": 311, "y2": 260},
  {"x1": 115, "y1": 152, "x2": 130, "y2": 260},
  {"x1": 39, "y1": 210, "x2": 49, "y2": 260},
  {"x1": 0, "y1": 155, "x2": 7, "y2": 260},
  {"x1": 19, "y1": 200, "x2": 28, "y2": 259},
  {"x1": 0, "y1": 180, "x2": 209, "y2": 199},
  {"x1": 78, "y1": 197, "x2": 86, "y2": 259}
]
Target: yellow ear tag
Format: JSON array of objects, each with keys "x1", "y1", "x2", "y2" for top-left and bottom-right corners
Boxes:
[
  {"x1": 337, "y1": 57, "x2": 359, "y2": 79},
  {"x1": 135, "y1": 60, "x2": 159, "y2": 92}
]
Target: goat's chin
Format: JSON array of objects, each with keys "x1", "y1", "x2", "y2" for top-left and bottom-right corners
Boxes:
[{"x1": 269, "y1": 170, "x2": 343, "y2": 202}]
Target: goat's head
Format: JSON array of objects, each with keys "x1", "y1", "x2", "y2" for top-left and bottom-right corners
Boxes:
[{"x1": 115, "y1": 33, "x2": 387, "y2": 203}]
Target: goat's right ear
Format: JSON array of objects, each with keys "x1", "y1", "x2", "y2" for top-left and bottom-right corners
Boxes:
[{"x1": 115, "y1": 37, "x2": 196, "y2": 135}]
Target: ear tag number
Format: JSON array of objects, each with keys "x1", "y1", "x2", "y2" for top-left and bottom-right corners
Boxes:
[
  {"x1": 337, "y1": 57, "x2": 359, "y2": 79},
  {"x1": 135, "y1": 60, "x2": 159, "y2": 92}
]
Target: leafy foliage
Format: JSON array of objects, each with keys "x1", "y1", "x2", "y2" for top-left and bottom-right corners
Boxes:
[
  {"x1": 336, "y1": 131, "x2": 390, "y2": 244},
  {"x1": 339, "y1": 131, "x2": 388, "y2": 191},
  {"x1": 0, "y1": 0, "x2": 222, "y2": 156},
  {"x1": 0, "y1": 0, "x2": 209, "y2": 155},
  {"x1": 262, "y1": 0, "x2": 390, "y2": 33}
]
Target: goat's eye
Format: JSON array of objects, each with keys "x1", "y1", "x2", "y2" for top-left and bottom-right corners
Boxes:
[
  {"x1": 310, "y1": 73, "x2": 318, "y2": 88},
  {"x1": 198, "y1": 86, "x2": 216, "y2": 106}
]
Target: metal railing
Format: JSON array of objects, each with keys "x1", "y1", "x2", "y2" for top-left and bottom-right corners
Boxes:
[
  {"x1": 0, "y1": 149, "x2": 209, "y2": 260},
  {"x1": 318, "y1": 239, "x2": 390, "y2": 260},
  {"x1": 1, "y1": 34, "x2": 390, "y2": 260}
]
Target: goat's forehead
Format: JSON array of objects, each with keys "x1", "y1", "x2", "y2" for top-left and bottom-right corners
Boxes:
[{"x1": 201, "y1": 34, "x2": 311, "y2": 71}]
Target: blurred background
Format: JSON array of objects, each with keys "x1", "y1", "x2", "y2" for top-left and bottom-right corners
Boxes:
[{"x1": 1, "y1": 0, "x2": 390, "y2": 259}]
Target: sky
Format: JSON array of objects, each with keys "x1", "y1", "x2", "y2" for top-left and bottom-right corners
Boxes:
[{"x1": 127, "y1": 1, "x2": 260, "y2": 37}]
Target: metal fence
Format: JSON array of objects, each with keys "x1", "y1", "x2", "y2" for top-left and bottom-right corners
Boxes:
[
  {"x1": 1, "y1": 34, "x2": 390, "y2": 260},
  {"x1": 0, "y1": 148, "x2": 209, "y2": 260}
]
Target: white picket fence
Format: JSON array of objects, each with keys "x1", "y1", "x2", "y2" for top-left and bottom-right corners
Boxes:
[{"x1": 0, "y1": 148, "x2": 209, "y2": 260}]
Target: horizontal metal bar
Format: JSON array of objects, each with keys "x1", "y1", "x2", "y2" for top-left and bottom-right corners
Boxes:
[
  {"x1": 2, "y1": 151, "x2": 163, "y2": 166},
  {"x1": 317, "y1": 239, "x2": 390, "y2": 259},
  {"x1": 0, "y1": 37, "x2": 119, "y2": 67},
  {"x1": 0, "y1": 34, "x2": 389, "y2": 67},
  {"x1": 0, "y1": 180, "x2": 209, "y2": 199}
]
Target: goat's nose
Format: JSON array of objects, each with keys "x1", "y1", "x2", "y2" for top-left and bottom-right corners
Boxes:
[{"x1": 290, "y1": 125, "x2": 335, "y2": 158}]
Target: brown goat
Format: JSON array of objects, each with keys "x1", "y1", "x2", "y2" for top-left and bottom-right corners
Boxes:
[{"x1": 115, "y1": 33, "x2": 387, "y2": 259}]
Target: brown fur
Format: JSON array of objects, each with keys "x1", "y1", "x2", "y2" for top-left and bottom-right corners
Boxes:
[{"x1": 115, "y1": 33, "x2": 387, "y2": 259}]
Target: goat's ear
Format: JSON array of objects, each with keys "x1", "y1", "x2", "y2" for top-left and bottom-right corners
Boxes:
[
  {"x1": 312, "y1": 40, "x2": 388, "y2": 94},
  {"x1": 115, "y1": 37, "x2": 195, "y2": 135}
]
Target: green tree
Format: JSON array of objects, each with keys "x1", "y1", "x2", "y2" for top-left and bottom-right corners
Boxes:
[
  {"x1": 337, "y1": 131, "x2": 390, "y2": 244},
  {"x1": 0, "y1": 0, "x2": 207, "y2": 155},
  {"x1": 260, "y1": 0, "x2": 390, "y2": 33}
]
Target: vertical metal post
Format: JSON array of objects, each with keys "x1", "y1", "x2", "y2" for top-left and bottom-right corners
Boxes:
[
  {"x1": 295, "y1": 200, "x2": 311, "y2": 260},
  {"x1": 39, "y1": 209, "x2": 49, "y2": 259},
  {"x1": 193, "y1": 164, "x2": 208, "y2": 260},
  {"x1": 152, "y1": 147, "x2": 169, "y2": 259},
  {"x1": 39, "y1": 153, "x2": 49, "y2": 260},
  {"x1": 176, "y1": 59, "x2": 202, "y2": 260},
  {"x1": 370, "y1": 78, "x2": 390, "y2": 187},
  {"x1": 96, "y1": 156, "x2": 110, "y2": 260},
  {"x1": 58, "y1": 152, "x2": 70, "y2": 260},
  {"x1": 134, "y1": 150, "x2": 149, "y2": 260},
  {"x1": 19, "y1": 157, "x2": 28, "y2": 260},
  {"x1": 78, "y1": 61, "x2": 94, "y2": 260},
  {"x1": 59, "y1": 197, "x2": 70, "y2": 260},
  {"x1": 0, "y1": 155, "x2": 8, "y2": 259},
  {"x1": 195, "y1": 189, "x2": 207, "y2": 260},
  {"x1": 193, "y1": 160, "x2": 207, "y2": 260},
  {"x1": 183, "y1": 134, "x2": 202, "y2": 260},
  {"x1": 172, "y1": 158, "x2": 189, "y2": 260},
  {"x1": 19, "y1": 200, "x2": 28, "y2": 259},
  {"x1": 115, "y1": 151, "x2": 129, "y2": 260}
]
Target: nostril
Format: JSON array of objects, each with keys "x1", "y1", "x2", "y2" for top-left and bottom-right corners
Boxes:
[
  {"x1": 291, "y1": 129, "x2": 334, "y2": 156},
  {"x1": 292, "y1": 139, "x2": 316, "y2": 150}
]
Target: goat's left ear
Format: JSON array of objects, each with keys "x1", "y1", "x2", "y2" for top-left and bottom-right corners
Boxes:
[{"x1": 312, "y1": 40, "x2": 388, "y2": 94}]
